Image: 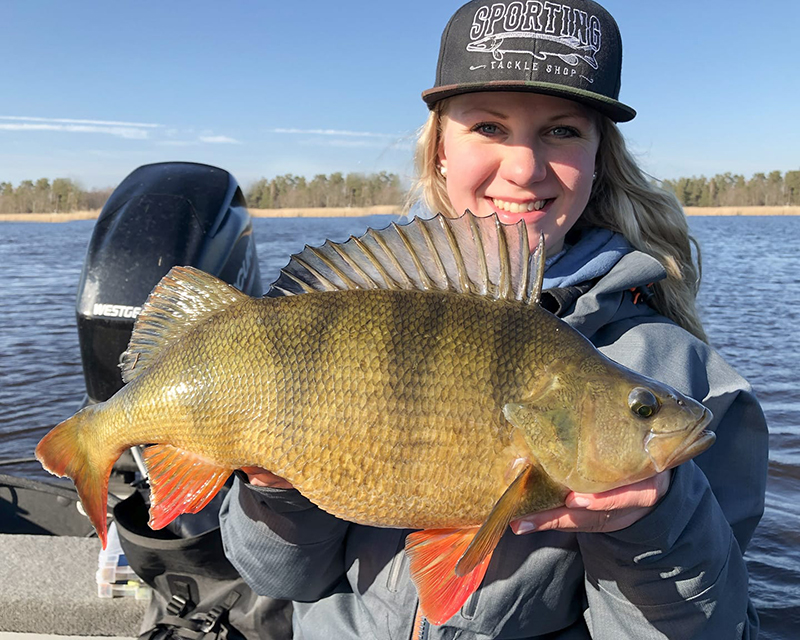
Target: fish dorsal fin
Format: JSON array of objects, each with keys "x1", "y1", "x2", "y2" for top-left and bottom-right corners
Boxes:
[
  {"x1": 268, "y1": 211, "x2": 546, "y2": 304},
  {"x1": 120, "y1": 266, "x2": 248, "y2": 383}
]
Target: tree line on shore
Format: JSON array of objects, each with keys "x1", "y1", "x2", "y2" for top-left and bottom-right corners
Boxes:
[
  {"x1": 662, "y1": 170, "x2": 800, "y2": 207},
  {"x1": 0, "y1": 178, "x2": 112, "y2": 214},
  {"x1": 2, "y1": 169, "x2": 799, "y2": 214},
  {"x1": 0, "y1": 172, "x2": 406, "y2": 214},
  {"x1": 245, "y1": 171, "x2": 405, "y2": 209}
]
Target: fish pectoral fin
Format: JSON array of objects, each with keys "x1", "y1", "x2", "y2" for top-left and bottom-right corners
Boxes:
[
  {"x1": 143, "y1": 444, "x2": 233, "y2": 530},
  {"x1": 405, "y1": 527, "x2": 491, "y2": 626},
  {"x1": 455, "y1": 461, "x2": 532, "y2": 576}
]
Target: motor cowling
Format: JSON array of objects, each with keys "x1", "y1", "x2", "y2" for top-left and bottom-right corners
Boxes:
[{"x1": 76, "y1": 162, "x2": 262, "y2": 405}]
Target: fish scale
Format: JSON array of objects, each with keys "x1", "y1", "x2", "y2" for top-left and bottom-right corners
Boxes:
[
  {"x1": 227, "y1": 289, "x2": 533, "y2": 528},
  {"x1": 36, "y1": 212, "x2": 715, "y2": 626}
]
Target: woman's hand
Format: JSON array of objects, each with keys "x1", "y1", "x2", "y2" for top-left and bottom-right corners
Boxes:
[
  {"x1": 511, "y1": 469, "x2": 672, "y2": 535},
  {"x1": 240, "y1": 466, "x2": 294, "y2": 489}
]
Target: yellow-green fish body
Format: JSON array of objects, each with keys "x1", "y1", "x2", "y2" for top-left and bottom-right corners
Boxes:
[
  {"x1": 36, "y1": 212, "x2": 714, "y2": 625},
  {"x1": 112, "y1": 289, "x2": 572, "y2": 524}
]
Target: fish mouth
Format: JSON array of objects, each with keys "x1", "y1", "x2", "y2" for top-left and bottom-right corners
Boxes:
[{"x1": 645, "y1": 407, "x2": 715, "y2": 472}]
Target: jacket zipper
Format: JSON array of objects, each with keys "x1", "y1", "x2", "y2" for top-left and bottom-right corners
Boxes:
[{"x1": 412, "y1": 606, "x2": 429, "y2": 640}]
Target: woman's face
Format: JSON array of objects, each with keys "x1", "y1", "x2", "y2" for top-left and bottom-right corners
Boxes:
[{"x1": 438, "y1": 92, "x2": 600, "y2": 254}]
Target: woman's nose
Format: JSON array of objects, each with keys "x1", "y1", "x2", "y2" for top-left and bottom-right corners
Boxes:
[{"x1": 499, "y1": 144, "x2": 546, "y2": 186}]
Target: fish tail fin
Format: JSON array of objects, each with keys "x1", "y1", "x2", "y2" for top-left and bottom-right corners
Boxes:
[
  {"x1": 405, "y1": 527, "x2": 494, "y2": 626},
  {"x1": 35, "y1": 405, "x2": 122, "y2": 548}
]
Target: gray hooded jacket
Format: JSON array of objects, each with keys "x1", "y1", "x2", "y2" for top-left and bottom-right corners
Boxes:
[{"x1": 219, "y1": 243, "x2": 768, "y2": 640}]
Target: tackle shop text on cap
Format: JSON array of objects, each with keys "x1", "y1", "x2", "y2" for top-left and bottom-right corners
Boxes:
[{"x1": 422, "y1": 0, "x2": 636, "y2": 122}]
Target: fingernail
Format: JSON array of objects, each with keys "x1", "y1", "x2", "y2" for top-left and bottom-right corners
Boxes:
[
  {"x1": 568, "y1": 496, "x2": 591, "y2": 508},
  {"x1": 513, "y1": 520, "x2": 536, "y2": 535}
]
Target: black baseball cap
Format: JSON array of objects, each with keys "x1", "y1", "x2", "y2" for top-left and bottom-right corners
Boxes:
[{"x1": 422, "y1": 0, "x2": 636, "y2": 122}]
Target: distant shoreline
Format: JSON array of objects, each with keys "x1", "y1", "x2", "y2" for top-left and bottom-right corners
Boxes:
[
  {"x1": 0, "y1": 205, "x2": 404, "y2": 223},
  {"x1": 0, "y1": 210, "x2": 102, "y2": 222},
  {"x1": 248, "y1": 205, "x2": 403, "y2": 218},
  {"x1": 682, "y1": 206, "x2": 800, "y2": 217},
  {"x1": 1, "y1": 205, "x2": 798, "y2": 222}
]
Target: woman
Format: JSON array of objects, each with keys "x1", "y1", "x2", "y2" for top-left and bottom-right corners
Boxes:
[{"x1": 220, "y1": 1, "x2": 767, "y2": 637}]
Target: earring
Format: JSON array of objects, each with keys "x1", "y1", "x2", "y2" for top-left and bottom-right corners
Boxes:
[
  {"x1": 592, "y1": 171, "x2": 597, "y2": 181},
  {"x1": 439, "y1": 165, "x2": 447, "y2": 178}
]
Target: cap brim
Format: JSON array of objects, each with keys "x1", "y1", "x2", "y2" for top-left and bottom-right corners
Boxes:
[{"x1": 422, "y1": 81, "x2": 636, "y2": 123}]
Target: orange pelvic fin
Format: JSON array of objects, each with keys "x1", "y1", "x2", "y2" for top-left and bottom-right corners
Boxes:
[
  {"x1": 35, "y1": 405, "x2": 121, "y2": 549},
  {"x1": 143, "y1": 444, "x2": 233, "y2": 530},
  {"x1": 405, "y1": 527, "x2": 492, "y2": 626}
]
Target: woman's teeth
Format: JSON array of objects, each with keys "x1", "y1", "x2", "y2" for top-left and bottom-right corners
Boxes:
[{"x1": 492, "y1": 198, "x2": 548, "y2": 213}]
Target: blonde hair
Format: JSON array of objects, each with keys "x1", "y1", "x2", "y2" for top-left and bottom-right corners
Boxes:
[{"x1": 405, "y1": 101, "x2": 708, "y2": 342}]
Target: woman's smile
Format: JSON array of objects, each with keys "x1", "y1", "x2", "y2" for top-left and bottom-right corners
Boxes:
[
  {"x1": 438, "y1": 91, "x2": 600, "y2": 253},
  {"x1": 488, "y1": 195, "x2": 555, "y2": 224}
]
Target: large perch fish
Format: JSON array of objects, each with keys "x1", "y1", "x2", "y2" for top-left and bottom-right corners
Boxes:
[{"x1": 36, "y1": 212, "x2": 714, "y2": 625}]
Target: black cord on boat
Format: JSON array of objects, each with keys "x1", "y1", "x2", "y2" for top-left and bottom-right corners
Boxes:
[{"x1": 0, "y1": 457, "x2": 38, "y2": 466}]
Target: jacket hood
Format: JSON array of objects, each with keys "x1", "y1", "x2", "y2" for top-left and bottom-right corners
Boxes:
[{"x1": 546, "y1": 235, "x2": 668, "y2": 340}]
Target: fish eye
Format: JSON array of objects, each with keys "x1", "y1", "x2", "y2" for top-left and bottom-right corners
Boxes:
[{"x1": 628, "y1": 388, "x2": 660, "y2": 418}]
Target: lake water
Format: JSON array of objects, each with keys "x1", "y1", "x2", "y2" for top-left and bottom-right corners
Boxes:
[{"x1": 0, "y1": 214, "x2": 797, "y2": 639}]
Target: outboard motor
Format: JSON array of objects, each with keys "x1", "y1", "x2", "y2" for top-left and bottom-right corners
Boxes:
[
  {"x1": 76, "y1": 162, "x2": 262, "y2": 406},
  {"x1": 65, "y1": 164, "x2": 292, "y2": 638}
]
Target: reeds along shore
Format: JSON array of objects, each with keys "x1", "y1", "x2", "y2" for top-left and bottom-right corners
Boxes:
[
  {"x1": 683, "y1": 206, "x2": 800, "y2": 216},
  {"x1": 1, "y1": 205, "x2": 800, "y2": 223},
  {"x1": 0, "y1": 205, "x2": 404, "y2": 222}
]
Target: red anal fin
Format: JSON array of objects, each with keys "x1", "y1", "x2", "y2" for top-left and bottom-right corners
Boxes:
[
  {"x1": 405, "y1": 527, "x2": 492, "y2": 626},
  {"x1": 143, "y1": 444, "x2": 233, "y2": 530},
  {"x1": 455, "y1": 462, "x2": 532, "y2": 576}
]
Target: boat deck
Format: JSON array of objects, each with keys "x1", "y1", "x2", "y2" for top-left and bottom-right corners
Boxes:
[{"x1": 0, "y1": 534, "x2": 146, "y2": 637}]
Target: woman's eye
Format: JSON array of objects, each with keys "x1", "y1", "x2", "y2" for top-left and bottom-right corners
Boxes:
[
  {"x1": 473, "y1": 123, "x2": 501, "y2": 136},
  {"x1": 550, "y1": 126, "x2": 579, "y2": 138}
]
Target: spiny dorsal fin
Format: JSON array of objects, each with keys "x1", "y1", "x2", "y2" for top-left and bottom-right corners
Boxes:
[
  {"x1": 120, "y1": 266, "x2": 248, "y2": 383},
  {"x1": 268, "y1": 211, "x2": 545, "y2": 304}
]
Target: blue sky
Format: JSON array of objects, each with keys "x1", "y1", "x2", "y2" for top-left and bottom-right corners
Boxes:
[{"x1": 1, "y1": 0, "x2": 798, "y2": 190}]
